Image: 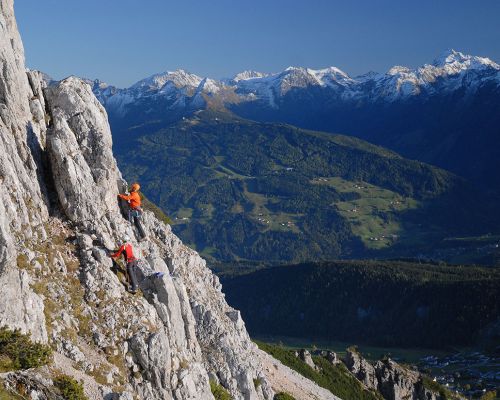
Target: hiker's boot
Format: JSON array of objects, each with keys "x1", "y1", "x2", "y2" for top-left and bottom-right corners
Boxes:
[{"x1": 128, "y1": 286, "x2": 138, "y2": 294}]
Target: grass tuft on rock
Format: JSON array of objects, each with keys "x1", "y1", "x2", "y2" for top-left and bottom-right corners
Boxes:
[
  {"x1": 274, "y1": 393, "x2": 296, "y2": 400},
  {"x1": 54, "y1": 375, "x2": 87, "y2": 400},
  {"x1": 253, "y1": 377, "x2": 263, "y2": 389},
  {"x1": 209, "y1": 379, "x2": 232, "y2": 400},
  {"x1": 0, "y1": 381, "x2": 25, "y2": 400},
  {"x1": 0, "y1": 326, "x2": 52, "y2": 371}
]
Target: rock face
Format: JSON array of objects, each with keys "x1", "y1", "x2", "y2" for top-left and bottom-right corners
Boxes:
[
  {"x1": 45, "y1": 77, "x2": 121, "y2": 227},
  {"x1": 344, "y1": 350, "x2": 441, "y2": 400},
  {"x1": 0, "y1": 0, "x2": 49, "y2": 343},
  {"x1": 325, "y1": 351, "x2": 339, "y2": 365},
  {"x1": 0, "y1": 1, "x2": 275, "y2": 398},
  {"x1": 374, "y1": 359, "x2": 440, "y2": 400},
  {"x1": 344, "y1": 349, "x2": 378, "y2": 390},
  {"x1": 374, "y1": 359, "x2": 420, "y2": 400},
  {"x1": 298, "y1": 349, "x2": 316, "y2": 370}
]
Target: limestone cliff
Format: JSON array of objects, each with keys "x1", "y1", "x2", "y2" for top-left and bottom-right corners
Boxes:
[{"x1": 0, "y1": 0, "x2": 276, "y2": 398}]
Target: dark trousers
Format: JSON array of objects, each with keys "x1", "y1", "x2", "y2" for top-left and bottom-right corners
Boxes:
[
  {"x1": 128, "y1": 208, "x2": 146, "y2": 239},
  {"x1": 127, "y1": 260, "x2": 139, "y2": 291}
]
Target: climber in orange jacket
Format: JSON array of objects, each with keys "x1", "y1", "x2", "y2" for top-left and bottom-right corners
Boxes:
[
  {"x1": 118, "y1": 182, "x2": 141, "y2": 209},
  {"x1": 110, "y1": 235, "x2": 139, "y2": 294},
  {"x1": 118, "y1": 183, "x2": 147, "y2": 240}
]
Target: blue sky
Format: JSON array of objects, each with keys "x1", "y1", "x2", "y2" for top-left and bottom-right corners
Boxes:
[{"x1": 15, "y1": 0, "x2": 500, "y2": 88}]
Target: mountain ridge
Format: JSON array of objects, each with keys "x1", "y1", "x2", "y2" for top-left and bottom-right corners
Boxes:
[
  {"x1": 87, "y1": 48, "x2": 499, "y2": 94},
  {"x1": 82, "y1": 49, "x2": 500, "y2": 119}
]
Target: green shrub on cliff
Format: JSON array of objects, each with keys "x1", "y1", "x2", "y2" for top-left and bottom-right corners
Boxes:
[
  {"x1": 54, "y1": 375, "x2": 87, "y2": 400},
  {"x1": 0, "y1": 326, "x2": 52, "y2": 371},
  {"x1": 210, "y1": 380, "x2": 232, "y2": 400},
  {"x1": 274, "y1": 393, "x2": 295, "y2": 400}
]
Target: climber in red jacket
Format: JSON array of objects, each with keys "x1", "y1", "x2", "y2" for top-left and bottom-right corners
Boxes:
[
  {"x1": 110, "y1": 235, "x2": 139, "y2": 294},
  {"x1": 118, "y1": 183, "x2": 147, "y2": 240}
]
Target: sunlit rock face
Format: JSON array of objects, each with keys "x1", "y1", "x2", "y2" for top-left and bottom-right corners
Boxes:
[{"x1": 0, "y1": 1, "x2": 274, "y2": 398}]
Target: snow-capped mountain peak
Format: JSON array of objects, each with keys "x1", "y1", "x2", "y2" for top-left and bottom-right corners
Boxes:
[
  {"x1": 196, "y1": 77, "x2": 222, "y2": 94},
  {"x1": 370, "y1": 50, "x2": 500, "y2": 100},
  {"x1": 131, "y1": 69, "x2": 203, "y2": 92},
  {"x1": 387, "y1": 66, "x2": 412, "y2": 76},
  {"x1": 92, "y1": 49, "x2": 500, "y2": 114},
  {"x1": 432, "y1": 49, "x2": 500, "y2": 72},
  {"x1": 274, "y1": 66, "x2": 353, "y2": 89},
  {"x1": 310, "y1": 66, "x2": 353, "y2": 86},
  {"x1": 317, "y1": 66, "x2": 351, "y2": 78},
  {"x1": 232, "y1": 70, "x2": 268, "y2": 82}
]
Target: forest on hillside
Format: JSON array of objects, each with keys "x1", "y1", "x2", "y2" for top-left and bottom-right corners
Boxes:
[
  {"x1": 113, "y1": 112, "x2": 500, "y2": 264},
  {"x1": 220, "y1": 260, "x2": 500, "y2": 348}
]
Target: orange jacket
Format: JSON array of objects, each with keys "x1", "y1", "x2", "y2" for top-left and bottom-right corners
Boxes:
[
  {"x1": 110, "y1": 243, "x2": 136, "y2": 262},
  {"x1": 119, "y1": 191, "x2": 141, "y2": 209}
]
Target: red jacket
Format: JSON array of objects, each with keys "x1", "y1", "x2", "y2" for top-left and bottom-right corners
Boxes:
[{"x1": 111, "y1": 243, "x2": 135, "y2": 262}]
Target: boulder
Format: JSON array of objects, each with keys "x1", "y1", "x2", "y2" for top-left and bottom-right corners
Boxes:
[
  {"x1": 325, "y1": 351, "x2": 339, "y2": 365},
  {"x1": 344, "y1": 349, "x2": 378, "y2": 390},
  {"x1": 298, "y1": 349, "x2": 317, "y2": 370}
]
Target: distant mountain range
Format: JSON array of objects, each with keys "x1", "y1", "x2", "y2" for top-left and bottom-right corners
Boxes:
[
  {"x1": 78, "y1": 50, "x2": 500, "y2": 263},
  {"x1": 89, "y1": 49, "x2": 500, "y2": 190},
  {"x1": 92, "y1": 49, "x2": 500, "y2": 107}
]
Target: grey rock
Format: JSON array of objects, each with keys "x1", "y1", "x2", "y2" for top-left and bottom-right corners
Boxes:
[
  {"x1": 298, "y1": 349, "x2": 316, "y2": 370},
  {"x1": 61, "y1": 340, "x2": 86, "y2": 364},
  {"x1": 0, "y1": 0, "x2": 49, "y2": 344},
  {"x1": 374, "y1": 358, "x2": 420, "y2": 400},
  {"x1": 29, "y1": 97, "x2": 45, "y2": 123},
  {"x1": 0, "y1": 268, "x2": 47, "y2": 343},
  {"x1": 344, "y1": 349, "x2": 378, "y2": 390},
  {"x1": 0, "y1": 371, "x2": 62, "y2": 399},
  {"x1": 345, "y1": 351, "x2": 444, "y2": 400},
  {"x1": 325, "y1": 351, "x2": 339, "y2": 365},
  {"x1": 107, "y1": 393, "x2": 134, "y2": 400},
  {"x1": 45, "y1": 77, "x2": 121, "y2": 234}
]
